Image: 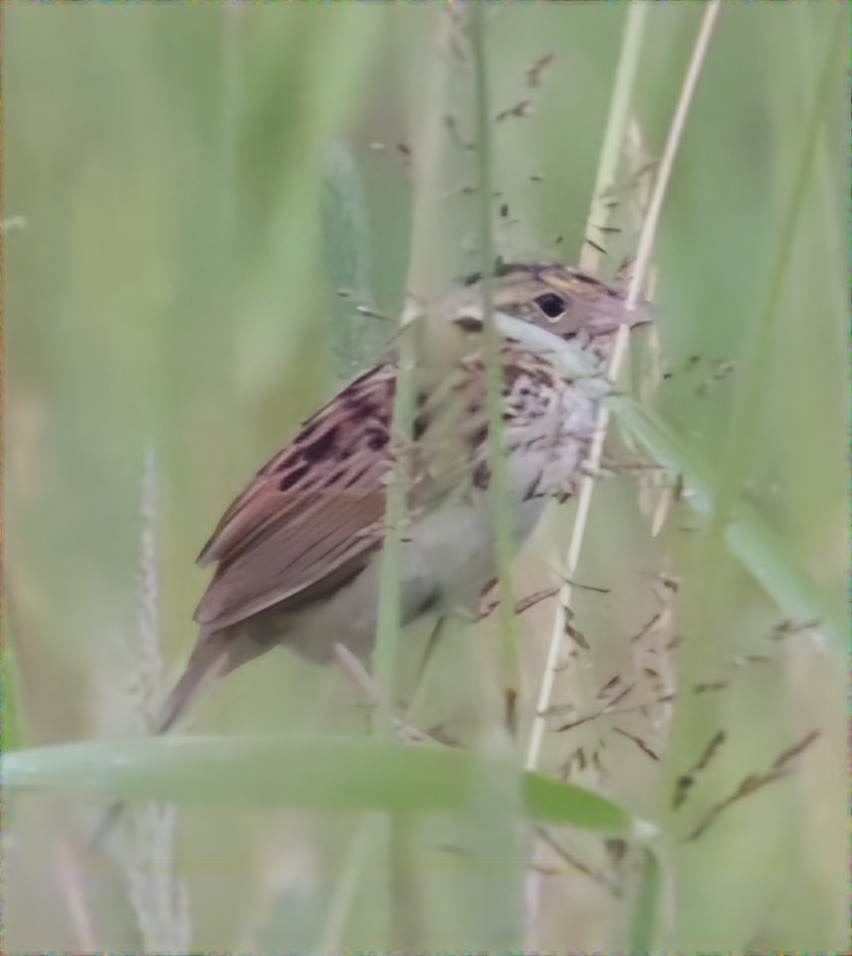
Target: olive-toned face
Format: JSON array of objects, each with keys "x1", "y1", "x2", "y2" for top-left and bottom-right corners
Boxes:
[{"x1": 443, "y1": 261, "x2": 651, "y2": 347}]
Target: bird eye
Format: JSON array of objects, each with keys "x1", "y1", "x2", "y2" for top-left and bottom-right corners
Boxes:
[{"x1": 535, "y1": 292, "x2": 566, "y2": 320}]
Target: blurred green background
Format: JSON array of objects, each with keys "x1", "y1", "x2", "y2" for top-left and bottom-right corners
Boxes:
[{"x1": 4, "y1": 3, "x2": 846, "y2": 952}]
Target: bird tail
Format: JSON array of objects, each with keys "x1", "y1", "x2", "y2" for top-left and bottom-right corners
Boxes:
[{"x1": 152, "y1": 627, "x2": 241, "y2": 734}]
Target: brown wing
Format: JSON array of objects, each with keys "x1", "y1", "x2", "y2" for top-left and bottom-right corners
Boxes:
[{"x1": 194, "y1": 363, "x2": 396, "y2": 632}]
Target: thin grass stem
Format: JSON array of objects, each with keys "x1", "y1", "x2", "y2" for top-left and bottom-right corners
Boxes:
[
  {"x1": 625, "y1": 2, "x2": 721, "y2": 311},
  {"x1": 372, "y1": 12, "x2": 455, "y2": 738},
  {"x1": 525, "y1": 0, "x2": 721, "y2": 776},
  {"x1": 525, "y1": 10, "x2": 721, "y2": 944},
  {"x1": 578, "y1": 2, "x2": 650, "y2": 276},
  {"x1": 470, "y1": 2, "x2": 521, "y2": 696}
]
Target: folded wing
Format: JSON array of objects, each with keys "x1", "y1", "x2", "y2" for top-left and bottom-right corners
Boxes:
[{"x1": 194, "y1": 363, "x2": 396, "y2": 632}]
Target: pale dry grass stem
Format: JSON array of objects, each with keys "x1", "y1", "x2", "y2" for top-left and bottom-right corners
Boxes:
[
  {"x1": 523, "y1": 3, "x2": 722, "y2": 948},
  {"x1": 100, "y1": 448, "x2": 192, "y2": 951}
]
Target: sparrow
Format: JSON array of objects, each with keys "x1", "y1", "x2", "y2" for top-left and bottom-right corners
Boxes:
[{"x1": 153, "y1": 262, "x2": 650, "y2": 734}]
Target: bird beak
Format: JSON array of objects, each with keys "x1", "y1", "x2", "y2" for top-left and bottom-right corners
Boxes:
[
  {"x1": 585, "y1": 296, "x2": 654, "y2": 338},
  {"x1": 624, "y1": 300, "x2": 654, "y2": 327}
]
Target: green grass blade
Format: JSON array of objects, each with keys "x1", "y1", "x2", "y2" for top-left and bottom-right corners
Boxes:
[
  {"x1": 610, "y1": 395, "x2": 845, "y2": 650},
  {"x1": 5, "y1": 733, "x2": 632, "y2": 832},
  {"x1": 629, "y1": 845, "x2": 663, "y2": 952}
]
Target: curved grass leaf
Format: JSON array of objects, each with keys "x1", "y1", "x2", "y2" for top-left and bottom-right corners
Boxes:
[
  {"x1": 609, "y1": 395, "x2": 845, "y2": 651},
  {"x1": 4, "y1": 733, "x2": 631, "y2": 833}
]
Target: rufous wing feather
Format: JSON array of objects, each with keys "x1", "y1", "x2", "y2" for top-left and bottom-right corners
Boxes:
[{"x1": 193, "y1": 362, "x2": 395, "y2": 633}]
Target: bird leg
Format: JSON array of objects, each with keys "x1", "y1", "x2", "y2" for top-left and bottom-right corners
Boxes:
[{"x1": 332, "y1": 642, "x2": 436, "y2": 744}]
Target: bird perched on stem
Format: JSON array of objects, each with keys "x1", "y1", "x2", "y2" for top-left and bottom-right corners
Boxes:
[{"x1": 153, "y1": 262, "x2": 651, "y2": 736}]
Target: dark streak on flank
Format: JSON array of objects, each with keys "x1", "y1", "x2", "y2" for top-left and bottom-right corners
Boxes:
[
  {"x1": 502, "y1": 362, "x2": 529, "y2": 390},
  {"x1": 524, "y1": 470, "x2": 543, "y2": 500},
  {"x1": 473, "y1": 460, "x2": 490, "y2": 489},
  {"x1": 471, "y1": 423, "x2": 489, "y2": 447},
  {"x1": 412, "y1": 412, "x2": 430, "y2": 441}
]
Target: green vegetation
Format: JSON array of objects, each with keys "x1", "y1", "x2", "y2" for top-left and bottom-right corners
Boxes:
[{"x1": 5, "y1": 4, "x2": 846, "y2": 952}]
